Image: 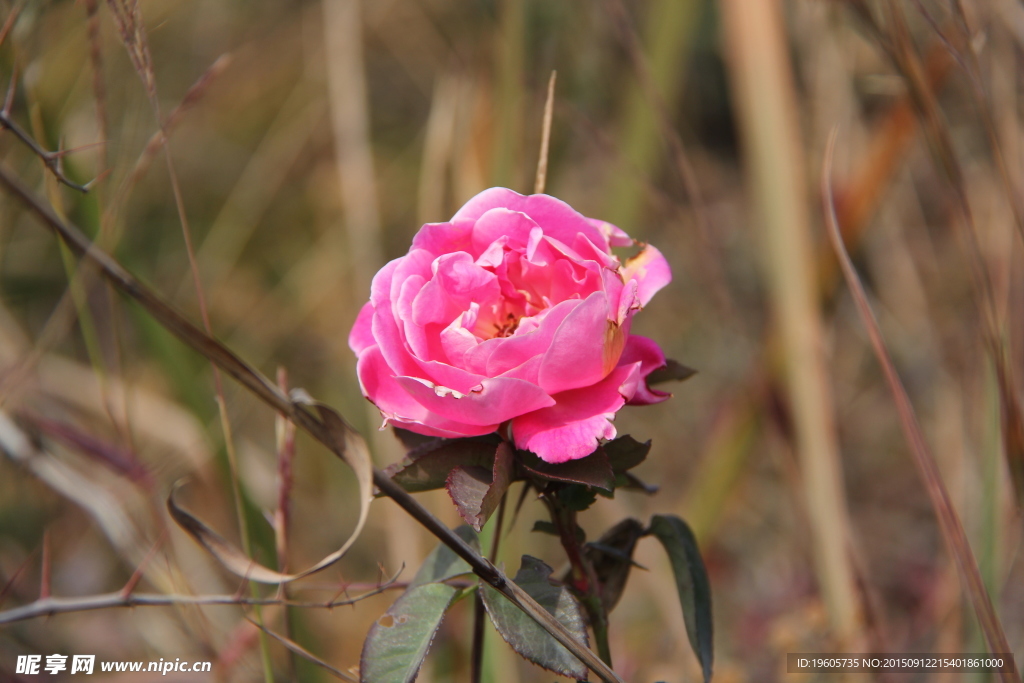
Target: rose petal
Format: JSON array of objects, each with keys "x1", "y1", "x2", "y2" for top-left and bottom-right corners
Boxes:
[
  {"x1": 471, "y1": 208, "x2": 537, "y2": 255},
  {"x1": 453, "y1": 188, "x2": 612, "y2": 253},
  {"x1": 622, "y1": 244, "x2": 672, "y2": 306},
  {"x1": 512, "y1": 362, "x2": 642, "y2": 463},
  {"x1": 618, "y1": 334, "x2": 671, "y2": 405},
  {"x1": 357, "y1": 346, "x2": 496, "y2": 437},
  {"x1": 588, "y1": 218, "x2": 633, "y2": 247},
  {"x1": 371, "y1": 302, "x2": 423, "y2": 378},
  {"x1": 538, "y1": 291, "x2": 626, "y2": 394},
  {"x1": 395, "y1": 375, "x2": 555, "y2": 427},
  {"x1": 411, "y1": 221, "x2": 473, "y2": 257},
  {"x1": 349, "y1": 301, "x2": 376, "y2": 355},
  {"x1": 476, "y1": 298, "x2": 581, "y2": 378}
]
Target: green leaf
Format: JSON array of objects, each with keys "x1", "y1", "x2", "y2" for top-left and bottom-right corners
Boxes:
[
  {"x1": 556, "y1": 483, "x2": 598, "y2": 511},
  {"x1": 647, "y1": 358, "x2": 697, "y2": 385},
  {"x1": 531, "y1": 520, "x2": 585, "y2": 544},
  {"x1": 392, "y1": 428, "x2": 442, "y2": 451},
  {"x1": 382, "y1": 436, "x2": 500, "y2": 494},
  {"x1": 603, "y1": 435, "x2": 651, "y2": 474},
  {"x1": 581, "y1": 518, "x2": 645, "y2": 613},
  {"x1": 648, "y1": 515, "x2": 713, "y2": 683},
  {"x1": 444, "y1": 442, "x2": 514, "y2": 531},
  {"x1": 616, "y1": 471, "x2": 659, "y2": 494},
  {"x1": 360, "y1": 582, "x2": 459, "y2": 683},
  {"x1": 409, "y1": 525, "x2": 479, "y2": 587},
  {"x1": 517, "y1": 447, "x2": 615, "y2": 492},
  {"x1": 480, "y1": 556, "x2": 589, "y2": 679}
]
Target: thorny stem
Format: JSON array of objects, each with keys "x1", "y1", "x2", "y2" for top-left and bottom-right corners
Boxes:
[
  {"x1": 471, "y1": 492, "x2": 508, "y2": 683},
  {"x1": 543, "y1": 489, "x2": 613, "y2": 668}
]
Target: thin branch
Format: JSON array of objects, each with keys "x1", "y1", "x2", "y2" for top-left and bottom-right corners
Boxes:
[
  {"x1": 0, "y1": 164, "x2": 624, "y2": 683},
  {"x1": 0, "y1": 4, "x2": 22, "y2": 50},
  {"x1": 0, "y1": 581, "x2": 399, "y2": 627},
  {"x1": 0, "y1": 98, "x2": 92, "y2": 193}
]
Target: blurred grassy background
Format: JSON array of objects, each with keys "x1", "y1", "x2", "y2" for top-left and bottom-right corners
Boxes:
[{"x1": 0, "y1": 0, "x2": 1022, "y2": 681}]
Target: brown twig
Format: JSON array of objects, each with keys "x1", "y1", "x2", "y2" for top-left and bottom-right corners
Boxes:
[
  {"x1": 0, "y1": 77, "x2": 92, "y2": 193},
  {"x1": 0, "y1": 4, "x2": 21, "y2": 50},
  {"x1": 823, "y1": 130, "x2": 1018, "y2": 682},
  {"x1": 0, "y1": 164, "x2": 624, "y2": 683},
  {"x1": 0, "y1": 580, "x2": 401, "y2": 627}
]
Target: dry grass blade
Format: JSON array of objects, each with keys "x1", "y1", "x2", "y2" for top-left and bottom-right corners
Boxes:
[
  {"x1": 823, "y1": 130, "x2": 1018, "y2": 681},
  {"x1": 534, "y1": 70, "x2": 556, "y2": 195},
  {"x1": 244, "y1": 617, "x2": 357, "y2": 682},
  {"x1": 109, "y1": 54, "x2": 232, "y2": 220},
  {"x1": 167, "y1": 402, "x2": 372, "y2": 584},
  {"x1": 0, "y1": 165, "x2": 623, "y2": 683}
]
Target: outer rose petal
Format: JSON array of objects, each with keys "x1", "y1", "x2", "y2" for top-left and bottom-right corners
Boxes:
[
  {"x1": 395, "y1": 375, "x2": 555, "y2": 427},
  {"x1": 357, "y1": 346, "x2": 496, "y2": 436},
  {"x1": 512, "y1": 362, "x2": 642, "y2": 463},
  {"x1": 588, "y1": 218, "x2": 633, "y2": 247},
  {"x1": 452, "y1": 188, "x2": 611, "y2": 254},
  {"x1": 622, "y1": 244, "x2": 672, "y2": 306},
  {"x1": 618, "y1": 334, "x2": 671, "y2": 405},
  {"x1": 349, "y1": 301, "x2": 375, "y2": 355}
]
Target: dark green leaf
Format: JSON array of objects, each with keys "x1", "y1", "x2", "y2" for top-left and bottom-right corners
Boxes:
[
  {"x1": 556, "y1": 484, "x2": 598, "y2": 512},
  {"x1": 410, "y1": 525, "x2": 479, "y2": 587},
  {"x1": 517, "y1": 448, "x2": 615, "y2": 492},
  {"x1": 392, "y1": 428, "x2": 442, "y2": 451},
  {"x1": 383, "y1": 437, "x2": 499, "y2": 494},
  {"x1": 444, "y1": 442, "x2": 514, "y2": 531},
  {"x1": 480, "y1": 556, "x2": 588, "y2": 679},
  {"x1": 649, "y1": 515, "x2": 713, "y2": 683},
  {"x1": 581, "y1": 518, "x2": 645, "y2": 613},
  {"x1": 603, "y1": 435, "x2": 651, "y2": 474},
  {"x1": 531, "y1": 520, "x2": 585, "y2": 544},
  {"x1": 617, "y1": 471, "x2": 659, "y2": 494},
  {"x1": 360, "y1": 582, "x2": 459, "y2": 683},
  {"x1": 647, "y1": 359, "x2": 697, "y2": 385}
]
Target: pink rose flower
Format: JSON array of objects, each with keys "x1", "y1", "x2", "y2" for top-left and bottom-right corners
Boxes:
[{"x1": 349, "y1": 188, "x2": 672, "y2": 464}]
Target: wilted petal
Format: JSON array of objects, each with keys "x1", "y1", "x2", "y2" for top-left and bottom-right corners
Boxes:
[
  {"x1": 622, "y1": 244, "x2": 672, "y2": 306},
  {"x1": 588, "y1": 218, "x2": 633, "y2": 247}
]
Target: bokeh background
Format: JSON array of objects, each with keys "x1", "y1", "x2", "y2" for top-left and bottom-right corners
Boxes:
[{"x1": 1, "y1": 0, "x2": 1022, "y2": 680}]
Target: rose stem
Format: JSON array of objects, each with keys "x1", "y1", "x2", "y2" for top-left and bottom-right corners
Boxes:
[
  {"x1": 471, "y1": 492, "x2": 509, "y2": 683},
  {"x1": 543, "y1": 490, "x2": 613, "y2": 668}
]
